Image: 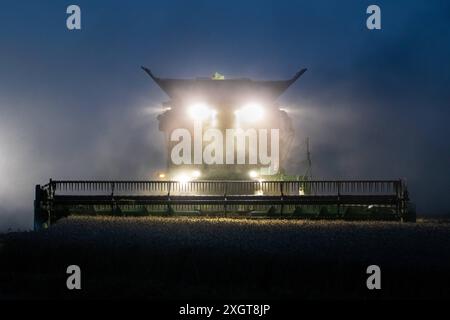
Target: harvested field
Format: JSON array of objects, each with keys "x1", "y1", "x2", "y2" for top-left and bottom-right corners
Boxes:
[{"x1": 1, "y1": 216, "x2": 450, "y2": 299}]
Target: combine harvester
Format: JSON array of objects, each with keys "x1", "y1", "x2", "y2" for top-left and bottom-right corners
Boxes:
[{"x1": 34, "y1": 68, "x2": 415, "y2": 230}]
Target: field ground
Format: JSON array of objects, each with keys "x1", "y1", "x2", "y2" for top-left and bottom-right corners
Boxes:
[{"x1": 1, "y1": 216, "x2": 450, "y2": 300}]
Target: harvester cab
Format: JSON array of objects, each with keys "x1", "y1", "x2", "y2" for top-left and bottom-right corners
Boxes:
[{"x1": 142, "y1": 66, "x2": 306, "y2": 181}]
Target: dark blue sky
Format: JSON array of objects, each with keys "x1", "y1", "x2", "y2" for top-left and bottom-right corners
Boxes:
[{"x1": 1, "y1": 0, "x2": 449, "y2": 229}]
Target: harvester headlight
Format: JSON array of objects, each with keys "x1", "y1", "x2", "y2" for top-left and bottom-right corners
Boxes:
[
  {"x1": 174, "y1": 170, "x2": 201, "y2": 183},
  {"x1": 174, "y1": 174, "x2": 191, "y2": 184},
  {"x1": 188, "y1": 103, "x2": 214, "y2": 121},
  {"x1": 248, "y1": 170, "x2": 258, "y2": 179},
  {"x1": 191, "y1": 170, "x2": 201, "y2": 178},
  {"x1": 235, "y1": 103, "x2": 264, "y2": 123},
  {"x1": 299, "y1": 186, "x2": 305, "y2": 196}
]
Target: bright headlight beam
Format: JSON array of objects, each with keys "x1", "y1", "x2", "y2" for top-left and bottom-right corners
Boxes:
[
  {"x1": 235, "y1": 103, "x2": 264, "y2": 123},
  {"x1": 174, "y1": 174, "x2": 191, "y2": 184},
  {"x1": 188, "y1": 103, "x2": 212, "y2": 121},
  {"x1": 248, "y1": 170, "x2": 258, "y2": 179},
  {"x1": 174, "y1": 170, "x2": 201, "y2": 184},
  {"x1": 191, "y1": 170, "x2": 201, "y2": 178}
]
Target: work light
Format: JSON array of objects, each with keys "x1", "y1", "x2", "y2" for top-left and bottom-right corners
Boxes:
[
  {"x1": 248, "y1": 170, "x2": 258, "y2": 179},
  {"x1": 188, "y1": 103, "x2": 213, "y2": 121},
  {"x1": 235, "y1": 103, "x2": 264, "y2": 123}
]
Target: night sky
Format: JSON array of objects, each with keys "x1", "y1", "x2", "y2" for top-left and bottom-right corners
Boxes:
[{"x1": 0, "y1": 0, "x2": 449, "y2": 230}]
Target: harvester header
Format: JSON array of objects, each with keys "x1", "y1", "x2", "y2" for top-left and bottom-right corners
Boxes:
[{"x1": 34, "y1": 179, "x2": 415, "y2": 230}]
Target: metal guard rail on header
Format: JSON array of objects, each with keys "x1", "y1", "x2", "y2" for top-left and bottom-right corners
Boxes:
[{"x1": 34, "y1": 179, "x2": 413, "y2": 230}]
